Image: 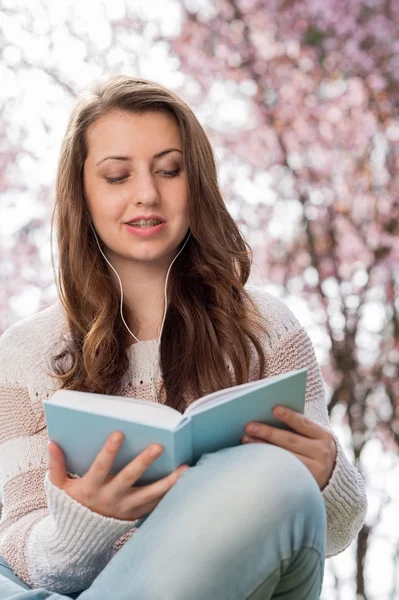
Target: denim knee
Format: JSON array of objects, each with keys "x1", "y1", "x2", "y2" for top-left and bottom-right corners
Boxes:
[
  {"x1": 96, "y1": 443, "x2": 327, "y2": 600},
  {"x1": 197, "y1": 443, "x2": 327, "y2": 553}
]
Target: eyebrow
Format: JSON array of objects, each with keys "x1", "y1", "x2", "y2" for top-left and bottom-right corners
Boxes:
[{"x1": 96, "y1": 148, "x2": 183, "y2": 166}]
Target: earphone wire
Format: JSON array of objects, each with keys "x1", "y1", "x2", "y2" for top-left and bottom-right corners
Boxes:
[{"x1": 90, "y1": 223, "x2": 191, "y2": 401}]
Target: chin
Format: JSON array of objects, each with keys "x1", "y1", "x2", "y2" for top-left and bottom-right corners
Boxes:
[{"x1": 127, "y1": 248, "x2": 173, "y2": 265}]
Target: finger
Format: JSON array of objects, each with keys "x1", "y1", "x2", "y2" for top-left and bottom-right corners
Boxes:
[
  {"x1": 133, "y1": 467, "x2": 189, "y2": 518},
  {"x1": 47, "y1": 441, "x2": 68, "y2": 488},
  {"x1": 108, "y1": 444, "x2": 166, "y2": 494},
  {"x1": 129, "y1": 464, "x2": 189, "y2": 508},
  {"x1": 128, "y1": 497, "x2": 166, "y2": 521},
  {"x1": 242, "y1": 435, "x2": 324, "y2": 487},
  {"x1": 243, "y1": 425, "x2": 318, "y2": 459},
  {"x1": 242, "y1": 435, "x2": 265, "y2": 444},
  {"x1": 272, "y1": 407, "x2": 330, "y2": 440},
  {"x1": 243, "y1": 436, "x2": 315, "y2": 472},
  {"x1": 85, "y1": 432, "x2": 125, "y2": 488}
]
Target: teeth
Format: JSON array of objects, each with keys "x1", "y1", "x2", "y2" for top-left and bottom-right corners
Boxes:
[{"x1": 127, "y1": 219, "x2": 163, "y2": 228}]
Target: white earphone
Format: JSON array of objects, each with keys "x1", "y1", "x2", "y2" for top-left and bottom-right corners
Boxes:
[{"x1": 89, "y1": 222, "x2": 191, "y2": 402}]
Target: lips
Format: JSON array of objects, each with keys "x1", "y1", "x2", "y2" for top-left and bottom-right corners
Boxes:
[{"x1": 124, "y1": 214, "x2": 166, "y2": 224}]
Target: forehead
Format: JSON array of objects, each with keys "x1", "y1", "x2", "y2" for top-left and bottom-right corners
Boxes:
[{"x1": 85, "y1": 110, "x2": 182, "y2": 158}]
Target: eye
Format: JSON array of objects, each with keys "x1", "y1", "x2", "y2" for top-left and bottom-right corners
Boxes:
[
  {"x1": 160, "y1": 169, "x2": 181, "y2": 177},
  {"x1": 105, "y1": 175, "x2": 128, "y2": 184},
  {"x1": 105, "y1": 169, "x2": 181, "y2": 184}
]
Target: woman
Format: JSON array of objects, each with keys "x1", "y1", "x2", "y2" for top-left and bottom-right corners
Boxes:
[{"x1": 0, "y1": 75, "x2": 367, "y2": 600}]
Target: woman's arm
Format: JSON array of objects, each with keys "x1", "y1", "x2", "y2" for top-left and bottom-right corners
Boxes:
[
  {"x1": 263, "y1": 327, "x2": 367, "y2": 556},
  {"x1": 0, "y1": 386, "x2": 137, "y2": 593},
  {"x1": 248, "y1": 287, "x2": 368, "y2": 557},
  {"x1": 0, "y1": 314, "x2": 137, "y2": 594}
]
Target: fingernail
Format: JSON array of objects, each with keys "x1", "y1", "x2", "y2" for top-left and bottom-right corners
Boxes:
[
  {"x1": 247, "y1": 424, "x2": 259, "y2": 435},
  {"x1": 111, "y1": 432, "x2": 123, "y2": 444},
  {"x1": 150, "y1": 445, "x2": 163, "y2": 457}
]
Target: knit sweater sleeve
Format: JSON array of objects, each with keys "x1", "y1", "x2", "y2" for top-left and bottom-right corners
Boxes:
[
  {"x1": 247, "y1": 287, "x2": 368, "y2": 558},
  {"x1": 0, "y1": 306, "x2": 137, "y2": 594}
]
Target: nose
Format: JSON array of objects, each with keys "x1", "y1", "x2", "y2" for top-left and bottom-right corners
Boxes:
[{"x1": 133, "y1": 169, "x2": 160, "y2": 206}]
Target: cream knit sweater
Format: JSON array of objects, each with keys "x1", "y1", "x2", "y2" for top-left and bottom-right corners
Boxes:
[{"x1": 0, "y1": 286, "x2": 367, "y2": 594}]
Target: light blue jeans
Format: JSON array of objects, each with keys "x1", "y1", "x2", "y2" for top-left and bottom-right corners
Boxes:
[{"x1": 0, "y1": 444, "x2": 326, "y2": 599}]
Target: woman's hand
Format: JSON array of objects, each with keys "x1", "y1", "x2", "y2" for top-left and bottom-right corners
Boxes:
[
  {"x1": 242, "y1": 406, "x2": 337, "y2": 490},
  {"x1": 48, "y1": 432, "x2": 189, "y2": 521}
]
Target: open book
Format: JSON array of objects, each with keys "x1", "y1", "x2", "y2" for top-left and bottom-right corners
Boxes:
[{"x1": 44, "y1": 368, "x2": 307, "y2": 484}]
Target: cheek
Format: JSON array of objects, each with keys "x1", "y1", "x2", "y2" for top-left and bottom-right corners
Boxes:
[
  {"x1": 173, "y1": 185, "x2": 189, "y2": 221},
  {"x1": 173, "y1": 201, "x2": 190, "y2": 227},
  {"x1": 88, "y1": 187, "x2": 128, "y2": 221}
]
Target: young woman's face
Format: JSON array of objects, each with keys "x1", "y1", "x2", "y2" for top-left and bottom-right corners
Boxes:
[{"x1": 83, "y1": 110, "x2": 189, "y2": 268}]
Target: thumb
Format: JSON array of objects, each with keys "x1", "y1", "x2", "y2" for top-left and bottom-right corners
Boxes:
[{"x1": 48, "y1": 441, "x2": 67, "y2": 489}]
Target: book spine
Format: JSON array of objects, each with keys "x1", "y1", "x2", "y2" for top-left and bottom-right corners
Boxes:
[{"x1": 172, "y1": 417, "x2": 194, "y2": 469}]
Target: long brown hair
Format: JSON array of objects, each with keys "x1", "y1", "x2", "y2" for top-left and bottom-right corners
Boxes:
[{"x1": 50, "y1": 74, "x2": 267, "y2": 410}]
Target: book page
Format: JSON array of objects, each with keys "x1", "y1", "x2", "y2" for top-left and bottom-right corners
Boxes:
[
  {"x1": 49, "y1": 391, "x2": 184, "y2": 429},
  {"x1": 184, "y1": 374, "x2": 282, "y2": 417}
]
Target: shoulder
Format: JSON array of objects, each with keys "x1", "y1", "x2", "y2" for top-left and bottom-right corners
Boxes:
[
  {"x1": 0, "y1": 300, "x2": 67, "y2": 386},
  {"x1": 244, "y1": 285, "x2": 303, "y2": 348}
]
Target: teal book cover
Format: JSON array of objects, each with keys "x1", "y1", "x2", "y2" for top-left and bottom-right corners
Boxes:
[
  {"x1": 189, "y1": 368, "x2": 307, "y2": 462},
  {"x1": 44, "y1": 368, "x2": 307, "y2": 484}
]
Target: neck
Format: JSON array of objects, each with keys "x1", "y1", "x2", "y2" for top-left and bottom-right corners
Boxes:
[{"x1": 107, "y1": 255, "x2": 170, "y2": 344}]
